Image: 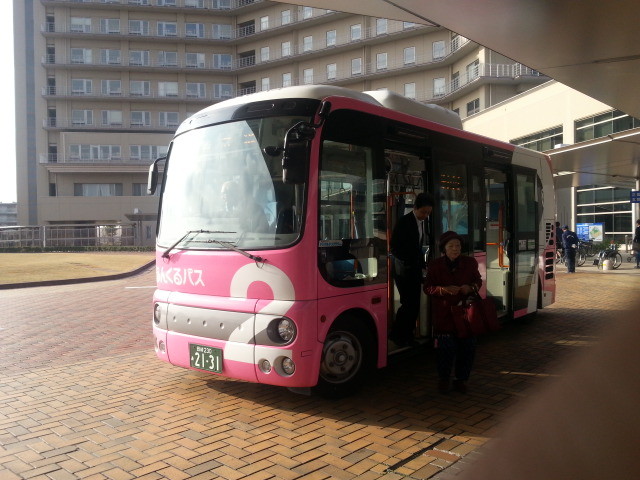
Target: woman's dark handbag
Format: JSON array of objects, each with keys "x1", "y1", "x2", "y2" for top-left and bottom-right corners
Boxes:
[{"x1": 451, "y1": 294, "x2": 500, "y2": 338}]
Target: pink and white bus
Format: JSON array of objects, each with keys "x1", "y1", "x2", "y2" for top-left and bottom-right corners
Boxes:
[{"x1": 148, "y1": 85, "x2": 556, "y2": 397}]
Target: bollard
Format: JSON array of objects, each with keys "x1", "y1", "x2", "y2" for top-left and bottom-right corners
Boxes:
[{"x1": 603, "y1": 259, "x2": 613, "y2": 270}]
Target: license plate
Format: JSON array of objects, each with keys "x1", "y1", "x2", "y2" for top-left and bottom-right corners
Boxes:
[{"x1": 189, "y1": 343, "x2": 223, "y2": 373}]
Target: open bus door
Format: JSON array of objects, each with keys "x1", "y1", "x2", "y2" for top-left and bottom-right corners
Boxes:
[
  {"x1": 385, "y1": 152, "x2": 431, "y2": 344},
  {"x1": 484, "y1": 165, "x2": 539, "y2": 318}
]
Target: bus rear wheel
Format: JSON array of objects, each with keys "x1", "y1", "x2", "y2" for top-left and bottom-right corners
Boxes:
[{"x1": 314, "y1": 318, "x2": 373, "y2": 398}]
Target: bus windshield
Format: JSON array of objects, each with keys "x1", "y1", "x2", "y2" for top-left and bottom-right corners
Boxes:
[{"x1": 158, "y1": 116, "x2": 309, "y2": 250}]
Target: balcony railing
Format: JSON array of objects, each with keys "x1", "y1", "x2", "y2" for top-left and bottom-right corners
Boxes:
[
  {"x1": 39, "y1": 154, "x2": 159, "y2": 165},
  {"x1": 41, "y1": 0, "x2": 261, "y2": 12},
  {"x1": 41, "y1": 86, "x2": 233, "y2": 102},
  {"x1": 43, "y1": 118, "x2": 181, "y2": 131}
]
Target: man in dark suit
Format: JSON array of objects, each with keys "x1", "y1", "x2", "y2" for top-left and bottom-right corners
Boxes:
[{"x1": 390, "y1": 192, "x2": 434, "y2": 346}]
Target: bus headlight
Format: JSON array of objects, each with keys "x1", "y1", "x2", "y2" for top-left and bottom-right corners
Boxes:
[
  {"x1": 153, "y1": 303, "x2": 162, "y2": 325},
  {"x1": 267, "y1": 317, "x2": 297, "y2": 345},
  {"x1": 281, "y1": 357, "x2": 295, "y2": 375}
]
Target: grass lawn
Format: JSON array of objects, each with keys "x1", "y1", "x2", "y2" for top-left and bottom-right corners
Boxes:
[{"x1": 0, "y1": 252, "x2": 155, "y2": 284}]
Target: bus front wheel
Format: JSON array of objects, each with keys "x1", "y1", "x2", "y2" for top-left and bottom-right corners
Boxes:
[{"x1": 314, "y1": 318, "x2": 374, "y2": 398}]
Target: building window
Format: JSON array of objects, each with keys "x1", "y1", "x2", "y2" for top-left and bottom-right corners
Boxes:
[
  {"x1": 100, "y1": 49, "x2": 121, "y2": 65},
  {"x1": 376, "y1": 18, "x2": 387, "y2": 35},
  {"x1": 282, "y1": 72, "x2": 292, "y2": 87},
  {"x1": 71, "y1": 79, "x2": 92, "y2": 95},
  {"x1": 72, "y1": 110, "x2": 93, "y2": 126},
  {"x1": 404, "y1": 46, "x2": 415, "y2": 65},
  {"x1": 282, "y1": 41, "x2": 291, "y2": 57},
  {"x1": 350, "y1": 24, "x2": 361, "y2": 41},
  {"x1": 71, "y1": 48, "x2": 92, "y2": 64},
  {"x1": 101, "y1": 80, "x2": 121, "y2": 96},
  {"x1": 260, "y1": 46, "x2": 270, "y2": 62},
  {"x1": 157, "y1": 22, "x2": 177, "y2": 37},
  {"x1": 158, "y1": 51, "x2": 177, "y2": 66},
  {"x1": 186, "y1": 23, "x2": 205, "y2": 38},
  {"x1": 100, "y1": 18, "x2": 120, "y2": 34},
  {"x1": 261, "y1": 77, "x2": 270, "y2": 91},
  {"x1": 466, "y1": 98, "x2": 480, "y2": 116},
  {"x1": 260, "y1": 16, "x2": 269, "y2": 30},
  {"x1": 70, "y1": 17, "x2": 91, "y2": 33},
  {"x1": 351, "y1": 57, "x2": 362, "y2": 75},
  {"x1": 511, "y1": 127, "x2": 563, "y2": 152},
  {"x1": 303, "y1": 68, "x2": 313, "y2": 84},
  {"x1": 326, "y1": 30, "x2": 336, "y2": 47},
  {"x1": 131, "y1": 111, "x2": 151, "y2": 126},
  {"x1": 130, "y1": 80, "x2": 150, "y2": 96},
  {"x1": 404, "y1": 83, "x2": 416, "y2": 99},
  {"x1": 185, "y1": 52, "x2": 205, "y2": 68},
  {"x1": 74, "y1": 184, "x2": 123, "y2": 197},
  {"x1": 213, "y1": 54, "x2": 232, "y2": 69},
  {"x1": 130, "y1": 145, "x2": 166, "y2": 161},
  {"x1": 467, "y1": 59, "x2": 479, "y2": 80},
  {"x1": 433, "y1": 77, "x2": 445, "y2": 97},
  {"x1": 303, "y1": 36, "x2": 313, "y2": 52},
  {"x1": 69, "y1": 145, "x2": 121, "y2": 161},
  {"x1": 129, "y1": 50, "x2": 149, "y2": 66},
  {"x1": 101, "y1": 110, "x2": 123, "y2": 126},
  {"x1": 302, "y1": 6, "x2": 313, "y2": 19},
  {"x1": 158, "y1": 82, "x2": 179, "y2": 97},
  {"x1": 186, "y1": 82, "x2": 206, "y2": 98},
  {"x1": 132, "y1": 183, "x2": 148, "y2": 196},
  {"x1": 281, "y1": 10, "x2": 291, "y2": 25},
  {"x1": 376, "y1": 52, "x2": 387, "y2": 70},
  {"x1": 213, "y1": 83, "x2": 233, "y2": 98},
  {"x1": 575, "y1": 109, "x2": 640, "y2": 143},
  {"x1": 327, "y1": 63, "x2": 337, "y2": 81},
  {"x1": 159, "y1": 112, "x2": 179, "y2": 127},
  {"x1": 128, "y1": 20, "x2": 149, "y2": 35},
  {"x1": 576, "y1": 185, "x2": 633, "y2": 240},
  {"x1": 433, "y1": 40, "x2": 445, "y2": 60},
  {"x1": 403, "y1": 21, "x2": 416, "y2": 29},
  {"x1": 212, "y1": 24, "x2": 231, "y2": 39}
]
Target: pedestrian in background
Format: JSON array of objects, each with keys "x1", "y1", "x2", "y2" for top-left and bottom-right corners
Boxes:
[{"x1": 562, "y1": 225, "x2": 578, "y2": 273}]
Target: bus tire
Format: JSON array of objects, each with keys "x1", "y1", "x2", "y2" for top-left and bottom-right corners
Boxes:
[{"x1": 314, "y1": 316, "x2": 374, "y2": 399}]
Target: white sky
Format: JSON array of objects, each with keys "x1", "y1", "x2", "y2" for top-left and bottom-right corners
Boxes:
[{"x1": 0, "y1": 3, "x2": 16, "y2": 203}]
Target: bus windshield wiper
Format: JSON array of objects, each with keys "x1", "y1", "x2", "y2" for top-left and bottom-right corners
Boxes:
[
  {"x1": 162, "y1": 229, "x2": 234, "y2": 258},
  {"x1": 207, "y1": 239, "x2": 265, "y2": 264}
]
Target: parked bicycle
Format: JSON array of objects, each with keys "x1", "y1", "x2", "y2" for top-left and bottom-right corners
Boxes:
[
  {"x1": 576, "y1": 239, "x2": 595, "y2": 266},
  {"x1": 596, "y1": 243, "x2": 622, "y2": 269}
]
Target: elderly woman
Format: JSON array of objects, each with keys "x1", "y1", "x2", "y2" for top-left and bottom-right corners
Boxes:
[{"x1": 424, "y1": 231, "x2": 482, "y2": 394}]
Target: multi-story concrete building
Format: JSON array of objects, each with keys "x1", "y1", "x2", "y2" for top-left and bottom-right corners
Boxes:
[
  {"x1": 14, "y1": 0, "x2": 548, "y2": 245},
  {"x1": 464, "y1": 80, "x2": 640, "y2": 244}
]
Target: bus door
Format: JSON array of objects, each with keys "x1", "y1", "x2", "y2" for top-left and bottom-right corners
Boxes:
[
  {"x1": 484, "y1": 165, "x2": 538, "y2": 317},
  {"x1": 510, "y1": 167, "x2": 539, "y2": 316},
  {"x1": 484, "y1": 167, "x2": 511, "y2": 317},
  {"x1": 385, "y1": 151, "x2": 430, "y2": 338}
]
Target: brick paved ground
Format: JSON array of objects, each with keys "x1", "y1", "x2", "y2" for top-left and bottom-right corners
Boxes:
[{"x1": 1, "y1": 265, "x2": 639, "y2": 480}]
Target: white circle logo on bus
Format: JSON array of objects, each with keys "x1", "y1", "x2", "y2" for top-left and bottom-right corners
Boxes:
[{"x1": 230, "y1": 263, "x2": 295, "y2": 310}]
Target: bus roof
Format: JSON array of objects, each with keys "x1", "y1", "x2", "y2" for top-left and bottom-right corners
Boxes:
[{"x1": 185, "y1": 85, "x2": 463, "y2": 131}]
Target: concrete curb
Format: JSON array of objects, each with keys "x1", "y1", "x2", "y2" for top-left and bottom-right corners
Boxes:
[{"x1": 0, "y1": 260, "x2": 156, "y2": 290}]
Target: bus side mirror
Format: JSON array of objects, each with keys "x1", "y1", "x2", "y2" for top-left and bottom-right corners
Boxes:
[{"x1": 147, "y1": 156, "x2": 166, "y2": 195}]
